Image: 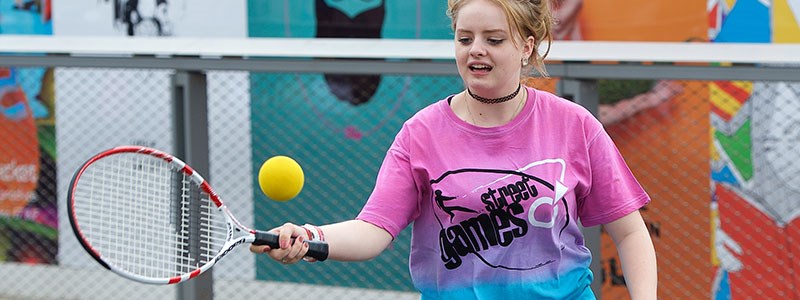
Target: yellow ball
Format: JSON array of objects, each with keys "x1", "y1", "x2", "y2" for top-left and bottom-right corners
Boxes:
[{"x1": 258, "y1": 156, "x2": 304, "y2": 202}]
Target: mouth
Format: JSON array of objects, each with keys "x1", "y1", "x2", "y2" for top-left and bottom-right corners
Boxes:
[{"x1": 468, "y1": 63, "x2": 493, "y2": 73}]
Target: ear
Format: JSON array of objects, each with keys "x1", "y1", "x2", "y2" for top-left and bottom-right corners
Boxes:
[{"x1": 523, "y1": 35, "x2": 536, "y2": 58}]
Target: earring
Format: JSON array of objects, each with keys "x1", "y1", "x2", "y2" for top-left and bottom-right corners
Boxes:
[{"x1": 522, "y1": 57, "x2": 529, "y2": 66}]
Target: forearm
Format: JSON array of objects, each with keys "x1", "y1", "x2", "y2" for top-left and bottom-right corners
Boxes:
[
  {"x1": 604, "y1": 210, "x2": 657, "y2": 299},
  {"x1": 319, "y1": 220, "x2": 393, "y2": 261},
  {"x1": 616, "y1": 227, "x2": 658, "y2": 299}
]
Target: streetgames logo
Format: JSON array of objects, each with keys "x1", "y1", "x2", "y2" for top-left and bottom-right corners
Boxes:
[{"x1": 429, "y1": 159, "x2": 570, "y2": 270}]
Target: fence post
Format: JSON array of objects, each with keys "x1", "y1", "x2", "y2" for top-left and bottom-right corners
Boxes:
[
  {"x1": 560, "y1": 78, "x2": 602, "y2": 298},
  {"x1": 173, "y1": 70, "x2": 213, "y2": 300}
]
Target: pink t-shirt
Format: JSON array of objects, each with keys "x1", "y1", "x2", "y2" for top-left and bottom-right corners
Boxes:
[{"x1": 357, "y1": 87, "x2": 650, "y2": 299}]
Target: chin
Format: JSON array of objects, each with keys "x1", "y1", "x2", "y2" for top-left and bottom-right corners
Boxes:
[{"x1": 466, "y1": 80, "x2": 497, "y2": 92}]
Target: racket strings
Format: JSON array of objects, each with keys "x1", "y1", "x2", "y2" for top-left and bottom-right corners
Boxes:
[
  {"x1": 175, "y1": 178, "x2": 227, "y2": 273},
  {"x1": 72, "y1": 153, "x2": 228, "y2": 279}
]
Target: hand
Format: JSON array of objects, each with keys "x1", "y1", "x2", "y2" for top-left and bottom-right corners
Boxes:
[{"x1": 249, "y1": 222, "x2": 311, "y2": 264}]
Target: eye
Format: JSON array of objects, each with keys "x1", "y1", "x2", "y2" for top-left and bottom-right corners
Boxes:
[
  {"x1": 457, "y1": 37, "x2": 473, "y2": 45},
  {"x1": 487, "y1": 38, "x2": 504, "y2": 45}
]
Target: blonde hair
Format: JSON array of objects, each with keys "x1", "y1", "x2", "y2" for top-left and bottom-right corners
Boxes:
[{"x1": 447, "y1": 0, "x2": 554, "y2": 76}]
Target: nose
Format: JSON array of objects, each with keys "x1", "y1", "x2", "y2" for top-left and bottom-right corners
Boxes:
[{"x1": 469, "y1": 41, "x2": 487, "y2": 57}]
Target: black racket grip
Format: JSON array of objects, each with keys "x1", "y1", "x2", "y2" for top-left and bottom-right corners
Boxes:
[{"x1": 253, "y1": 230, "x2": 329, "y2": 262}]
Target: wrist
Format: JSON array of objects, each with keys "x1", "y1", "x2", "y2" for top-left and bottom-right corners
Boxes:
[{"x1": 302, "y1": 224, "x2": 325, "y2": 242}]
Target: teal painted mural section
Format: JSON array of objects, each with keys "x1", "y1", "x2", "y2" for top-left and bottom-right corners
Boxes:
[
  {"x1": 248, "y1": 0, "x2": 452, "y2": 38},
  {"x1": 248, "y1": 0, "x2": 461, "y2": 291}
]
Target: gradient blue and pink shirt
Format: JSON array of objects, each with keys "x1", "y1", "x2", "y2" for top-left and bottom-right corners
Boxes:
[{"x1": 357, "y1": 87, "x2": 650, "y2": 299}]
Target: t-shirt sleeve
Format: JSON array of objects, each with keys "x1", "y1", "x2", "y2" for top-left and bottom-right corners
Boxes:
[
  {"x1": 578, "y1": 127, "x2": 651, "y2": 227},
  {"x1": 356, "y1": 127, "x2": 420, "y2": 238}
]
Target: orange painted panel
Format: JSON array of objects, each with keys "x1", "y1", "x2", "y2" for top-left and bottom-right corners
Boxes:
[
  {"x1": 602, "y1": 81, "x2": 712, "y2": 299},
  {"x1": 0, "y1": 88, "x2": 40, "y2": 216},
  {"x1": 580, "y1": 1, "x2": 707, "y2": 42}
]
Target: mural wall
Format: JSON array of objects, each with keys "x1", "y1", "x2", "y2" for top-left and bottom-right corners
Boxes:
[
  {"x1": 247, "y1": 0, "x2": 461, "y2": 290},
  {"x1": 0, "y1": 0, "x2": 55, "y2": 265},
  {"x1": 708, "y1": 0, "x2": 800, "y2": 299},
  {"x1": 543, "y1": 1, "x2": 710, "y2": 298},
  {"x1": 1, "y1": 0, "x2": 797, "y2": 297}
]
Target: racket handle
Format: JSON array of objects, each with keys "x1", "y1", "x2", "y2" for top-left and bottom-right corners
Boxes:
[{"x1": 253, "y1": 231, "x2": 329, "y2": 262}]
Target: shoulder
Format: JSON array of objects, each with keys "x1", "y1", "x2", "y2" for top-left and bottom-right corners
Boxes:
[
  {"x1": 399, "y1": 96, "x2": 453, "y2": 133},
  {"x1": 533, "y1": 88, "x2": 595, "y2": 117},
  {"x1": 390, "y1": 96, "x2": 453, "y2": 148},
  {"x1": 407, "y1": 97, "x2": 450, "y2": 123},
  {"x1": 530, "y1": 88, "x2": 603, "y2": 132}
]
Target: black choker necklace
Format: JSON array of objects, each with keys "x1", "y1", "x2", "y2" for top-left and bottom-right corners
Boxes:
[{"x1": 467, "y1": 84, "x2": 522, "y2": 104}]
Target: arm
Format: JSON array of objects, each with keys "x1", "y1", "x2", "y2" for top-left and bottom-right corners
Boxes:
[
  {"x1": 254, "y1": 128, "x2": 415, "y2": 264},
  {"x1": 598, "y1": 80, "x2": 682, "y2": 125},
  {"x1": 551, "y1": 0, "x2": 583, "y2": 40},
  {"x1": 604, "y1": 210, "x2": 658, "y2": 300},
  {"x1": 250, "y1": 220, "x2": 393, "y2": 264},
  {"x1": 319, "y1": 220, "x2": 393, "y2": 261}
]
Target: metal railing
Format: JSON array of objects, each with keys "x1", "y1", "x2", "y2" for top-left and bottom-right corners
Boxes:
[{"x1": 1, "y1": 36, "x2": 799, "y2": 300}]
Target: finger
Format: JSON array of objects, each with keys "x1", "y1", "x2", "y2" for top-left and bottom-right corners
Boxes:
[
  {"x1": 298, "y1": 240, "x2": 312, "y2": 262},
  {"x1": 249, "y1": 244, "x2": 271, "y2": 254},
  {"x1": 277, "y1": 247, "x2": 309, "y2": 264},
  {"x1": 267, "y1": 248, "x2": 288, "y2": 262},
  {"x1": 278, "y1": 223, "x2": 296, "y2": 249},
  {"x1": 278, "y1": 249, "x2": 300, "y2": 264},
  {"x1": 282, "y1": 235, "x2": 305, "y2": 263}
]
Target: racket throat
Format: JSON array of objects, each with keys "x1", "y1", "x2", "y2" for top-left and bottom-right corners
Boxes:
[{"x1": 214, "y1": 238, "x2": 248, "y2": 264}]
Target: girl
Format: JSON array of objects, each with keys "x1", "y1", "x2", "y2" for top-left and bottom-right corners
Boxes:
[{"x1": 252, "y1": 1, "x2": 658, "y2": 299}]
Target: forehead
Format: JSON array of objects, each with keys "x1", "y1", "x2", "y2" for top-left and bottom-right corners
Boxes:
[{"x1": 454, "y1": 0, "x2": 510, "y2": 32}]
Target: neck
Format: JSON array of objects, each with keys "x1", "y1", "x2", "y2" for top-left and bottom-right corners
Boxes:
[
  {"x1": 467, "y1": 83, "x2": 521, "y2": 104},
  {"x1": 464, "y1": 86, "x2": 527, "y2": 127}
]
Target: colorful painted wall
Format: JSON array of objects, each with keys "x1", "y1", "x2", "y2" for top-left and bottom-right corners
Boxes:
[
  {"x1": 0, "y1": 0, "x2": 56, "y2": 265},
  {"x1": 708, "y1": 1, "x2": 800, "y2": 299},
  {"x1": 574, "y1": 0, "x2": 800, "y2": 299},
  {"x1": 2, "y1": 0, "x2": 798, "y2": 297},
  {"x1": 247, "y1": 1, "x2": 462, "y2": 290},
  {"x1": 526, "y1": 1, "x2": 800, "y2": 299}
]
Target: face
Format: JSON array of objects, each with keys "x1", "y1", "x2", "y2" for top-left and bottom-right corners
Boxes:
[{"x1": 453, "y1": 0, "x2": 532, "y2": 96}]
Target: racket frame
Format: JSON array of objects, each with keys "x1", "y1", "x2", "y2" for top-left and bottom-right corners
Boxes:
[{"x1": 67, "y1": 146, "x2": 326, "y2": 285}]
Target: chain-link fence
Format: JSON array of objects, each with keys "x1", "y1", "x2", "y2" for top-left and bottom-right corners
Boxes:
[{"x1": 1, "y1": 46, "x2": 799, "y2": 300}]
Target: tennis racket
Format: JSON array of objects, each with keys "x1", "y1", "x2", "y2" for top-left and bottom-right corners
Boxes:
[{"x1": 67, "y1": 146, "x2": 328, "y2": 285}]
